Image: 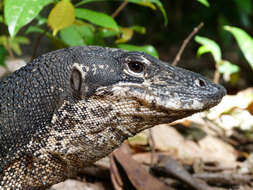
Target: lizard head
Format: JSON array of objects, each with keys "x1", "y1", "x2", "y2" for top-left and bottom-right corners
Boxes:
[{"x1": 69, "y1": 46, "x2": 226, "y2": 133}]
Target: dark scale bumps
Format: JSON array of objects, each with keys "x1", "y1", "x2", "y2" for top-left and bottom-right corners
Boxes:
[{"x1": 0, "y1": 46, "x2": 226, "y2": 189}]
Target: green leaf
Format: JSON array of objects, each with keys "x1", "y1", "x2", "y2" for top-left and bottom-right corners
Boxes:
[
  {"x1": 224, "y1": 25, "x2": 253, "y2": 70},
  {"x1": 9, "y1": 36, "x2": 30, "y2": 55},
  {"x1": 233, "y1": 0, "x2": 252, "y2": 15},
  {"x1": 196, "y1": 0, "x2": 210, "y2": 7},
  {"x1": 60, "y1": 26, "x2": 86, "y2": 46},
  {"x1": 60, "y1": 25, "x2": 94, "y2": 46},
  {"x1": 48, "y1": 0, "x2": 75, "y2": 36},
  {"x1": 76, "y1": 0, "x2": 168, "y2": 25},
  {"x1": 75, "y1": 25, "x2": 94, "y2": 45},
  {"x1": 0, "y1": 15, "x2": 3, "y2": 23},
  {"x1": 36, "y1": 15, "x2": 47, "y2": 25},
  {"x1": 74, "y1": 19, "x2": 95, "y2": 31},
  {"x1": 127, "y1": 0, "x2": 156, "y2": 9},
  {"x1": 117, "y1": 44, "x2": 159, "y2": 58},
  {"x1": 76, "y1": 0, "x2": 155, "y2": 9},
  {"x1": 0, "y1": 36, "x2": 9, "y2": 48},
  {"x1": 25, "y1": 26, "x2": 44, "y2": 34},
  {"x1": 116, "y1": 28, "x2": 133, "y2": 43},
  {"x1": 76, "y1": 0, "x2": 105, "y2": 7},
  {"x1": 131, "y1": 25, "x2": 146, "y2": 34},
  {"x1": 219, "y1": 60, "x2": 240, "y2": 74},
  {"x1": 195, "y1": 35, "x2": 221, "y2": 63},
  {"x1": 4, "y1": 0, "x2": 53, "y2": 37},
  {"x1": 0, "y1": 36, "x2": 29, "y2": 56},
  {"x1": 148, "y1": 0, "x2": 168, "y2": 25},
  {"x1": 75, "y1": 8, "x2": 119, "y2": 31},
  {"x1": 98, "y1": 28, "x2": 119, "y2": 38},
  {"x1": 9, "y1": 42, "x2": 21, "y2": 55},
  {"x1": 12, "y1": 36, "x2": 30, "y2": 44},
  {"x1": 196, "y1": 46, "x2": 211, "y2": 57},
  {"x1": 115, "y1": 26, "x2": 146, "y2": 43},
  {"x1": 0, "y1": 46, "x2": 7, "y2": 67},
  {"x1": 127, "y1": 0, "x2": 168, "y2": 25}
]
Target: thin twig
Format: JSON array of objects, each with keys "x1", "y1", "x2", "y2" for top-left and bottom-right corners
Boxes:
[
  {"x1": 111, "y1": 1, "x2": 128, "y2": 18},
  {"x1": 31, "y1": 28, "x2": 49, "y2": 61},
  {"x1": 213, "y1": 63, "x2": 220, "y2": 83},
  {"x1": 172, "y1": 22, "x2": 204, "y2": 66}
]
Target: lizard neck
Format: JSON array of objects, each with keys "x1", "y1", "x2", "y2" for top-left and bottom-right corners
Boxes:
[
  {"x1": 29, "y1": 95, "x2": 155, "y2": 170},
  {"x1": 0, "y1": 49, "x2": 73, "y2": 173}
]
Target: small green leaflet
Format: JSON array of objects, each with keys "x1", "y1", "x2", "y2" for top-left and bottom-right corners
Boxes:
[
  {"x1": 224, "y1": 25, "x2": 253, "y2": 70},
  {"x1": 75, "y1": 8, "x2": 119, "y2": 31},
  {"x1": 195, "y1": 35, "x2": 221, "y2": 63},
  {"x1": 196, "y1": 0, "x2": 210, "y2": 7},
  {"x1": 0, "y1": 46, "x2": 7, "y2": 67},
  {"x1": 218, "y1": 60, "x2": 239, "y2": 74},
  {"x1": 127, "y1": 0, "x2": 168, "y2": 25},
  {"x1": 117, "y1": 44, "x2": 159, "y2": 58},
  {"x1": 75, "y1": 0, "x2": 168, "y2": 25}
]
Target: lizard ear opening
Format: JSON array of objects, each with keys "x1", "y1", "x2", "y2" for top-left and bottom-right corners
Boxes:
[
  {"x1": 70, "y1": 67, "x2": 82, "y2": 92},
  {"x1": 70, "y1": 64, "x2": 86, "y2": 98}
]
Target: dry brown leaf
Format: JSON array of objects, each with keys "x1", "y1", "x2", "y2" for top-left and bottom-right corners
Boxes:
[
  {"x1": 247, "y1": 101, "x2": 253, "y2": 115},
  {"x1": 113, "y1": 144, "x2": 172, "y2": 190},
  {"x1": 110, "y1": 154, "x2": 123, "y2": 190}
]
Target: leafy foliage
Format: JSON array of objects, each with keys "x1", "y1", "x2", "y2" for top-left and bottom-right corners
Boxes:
[
  {"x1": 224, "y1": 26, "x2": 253, "y2": 70},
  {"x1": 195, "y1": 35, "x2": 239, "y2": 81},
  {"x1": 117, "y1": 44, "x2": 158, "y2": 58},
  {"x1": 0, "y1": 0, "x2": 253, "y2": 87},
  {"x1": 0, "y1": 35, "x2": 30, "y2": 55},
  {"x1": 75, "y1": 8, "x2": 119, "y2": 31},
  {"x1": 195, "y1": 36, "x2": 221, "y2": 63},
  {"x1": 0, "y1": 46, "x2": 7, "y2": 67},
  {"x1": 0, "y1": 0, "x2": 169, "y2": 63}
]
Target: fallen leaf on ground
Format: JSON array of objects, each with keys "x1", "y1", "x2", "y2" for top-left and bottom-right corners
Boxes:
[{"x1": 113, "y1": 144, "x2": 173, "y2": 190}]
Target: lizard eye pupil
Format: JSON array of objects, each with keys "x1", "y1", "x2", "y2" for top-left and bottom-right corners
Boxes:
[{"x1": 128, "y1": 62, "x2": 144, "y2": 73}]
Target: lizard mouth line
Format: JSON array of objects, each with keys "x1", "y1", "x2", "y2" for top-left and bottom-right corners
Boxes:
[{"x1": 110, "y1": 80, "x2": 225, "y2": 112}]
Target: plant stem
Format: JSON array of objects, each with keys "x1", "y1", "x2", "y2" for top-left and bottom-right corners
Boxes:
[
  {"x1": 111, "y1": 1, "x2": 128, "y2": 18},
  {"x1": 172, "y1": 22, "x2": 204, "y2": 66}
]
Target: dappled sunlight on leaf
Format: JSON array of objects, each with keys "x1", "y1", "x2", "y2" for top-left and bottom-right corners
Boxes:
[{"x1": 4, "y1": 0, "x2": 52, "y2": 36}]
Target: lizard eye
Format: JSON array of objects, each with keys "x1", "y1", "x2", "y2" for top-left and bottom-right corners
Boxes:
[
  {"x1": 127, "y1": 61, "x2": 144, "y2": 73},
  {"x1": 195, "y1": 78, "x2": 206, "y2": 87}
]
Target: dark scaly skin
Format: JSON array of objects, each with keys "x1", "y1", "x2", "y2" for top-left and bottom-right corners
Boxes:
[{"x1": 0, "y1": 46, "x2": 226, "y2": 189}]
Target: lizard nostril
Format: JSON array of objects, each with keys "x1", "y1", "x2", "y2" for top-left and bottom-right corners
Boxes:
[{"x1": 195, "y1": 78, "x2": 206, "y2": 87}]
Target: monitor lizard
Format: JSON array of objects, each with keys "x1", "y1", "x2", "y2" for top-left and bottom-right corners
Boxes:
[{"x1": 0, "y1": 46, "x2": 226, "y2": 189}]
